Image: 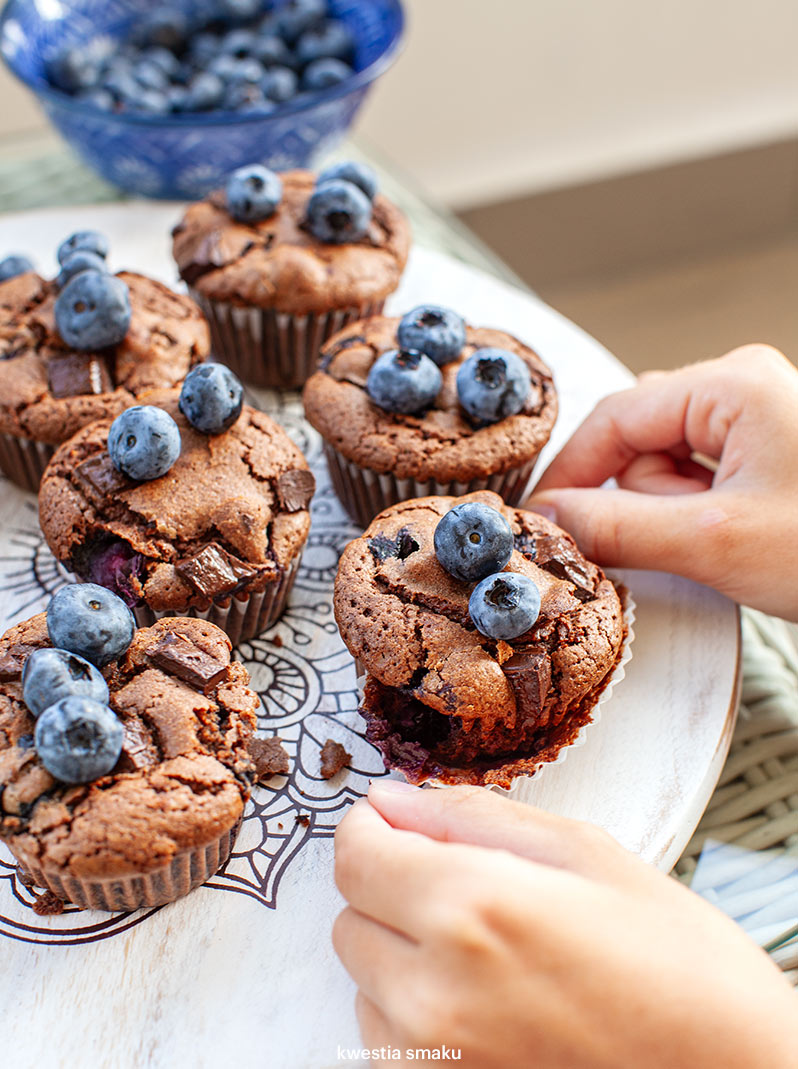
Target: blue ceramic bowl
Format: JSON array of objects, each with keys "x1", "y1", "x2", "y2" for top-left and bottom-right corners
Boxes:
[{"x1": 0, "y1": 0, "x2": 403, "y2": 199}]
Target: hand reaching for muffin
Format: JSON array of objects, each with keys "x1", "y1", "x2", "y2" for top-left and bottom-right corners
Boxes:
[
  {"x1": 527, "y1": 344, "x2": 798, "y2": 619},
  {"x1": 334, "y1": 783, "x2": 798, "y2": 1069}
]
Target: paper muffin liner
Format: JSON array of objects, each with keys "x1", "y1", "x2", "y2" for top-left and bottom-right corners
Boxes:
[
  {"x1": 356, "y1": 587, "x2": 636, "y2": 793},
  {"x1": 189, "y1": 289, "x2": 386, "y2": 390},
  {"x1": 0, "y1": 431, "x2": 55, "y2": 493},
  {"x1": 10, "y1": 819, "x2": 242, "y2": 912},
  {"x1": 61, "y1": 555, "x2": 300, "y2": 647},
  {"x1": 323, "y1": 442, "x2": 540, "y2": 529}
]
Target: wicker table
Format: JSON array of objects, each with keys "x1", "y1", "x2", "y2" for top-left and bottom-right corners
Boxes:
[{"x1": 0, "y1": 135, "x2": 795, "y2": 987}]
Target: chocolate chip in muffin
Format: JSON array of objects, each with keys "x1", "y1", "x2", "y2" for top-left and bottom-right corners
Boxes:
[
  {"x1": 48, "y1": 352, "x2": 113, "y2": 398},
  {"x1": 145, "y1": 631, "x2": 229, "y2": 695},
  {"x1": 276, "y1": 469, "x2": 316, "y2": 512}
]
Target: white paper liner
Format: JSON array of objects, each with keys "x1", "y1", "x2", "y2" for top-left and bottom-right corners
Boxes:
[
  {"x1": 356, "y1": 585, "x2": 636, "y2": 794},
  {"x1": 324, "y1": 441, "x2": 540, "y2": 528},
  {"x1": 189, "y1": 289, "x2": 385, "y2": 389}
]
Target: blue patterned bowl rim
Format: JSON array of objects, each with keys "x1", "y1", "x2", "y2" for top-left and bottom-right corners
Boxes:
[{"x1": 0, "y1": 0, "x2": 404, "y2": 127}]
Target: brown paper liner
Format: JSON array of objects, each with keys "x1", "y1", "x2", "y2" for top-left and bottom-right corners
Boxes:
[
  {"x1": 12, "y1": 821, "x2": 241, "y2": 912},
  {"x1": 323, "y1": 442, "x2": 540, "y2": 528},
  {"x1": 189, "y1": 289, "x2": 385, "y2": 389},
  {"x1": 0, "y1": 432, "x2": 55, "y2": 493},
  {"x1": 63, "y1": 555, "x2": 300, "y2": 647}
]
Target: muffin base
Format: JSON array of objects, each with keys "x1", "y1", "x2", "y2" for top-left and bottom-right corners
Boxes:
[
  {"x1": 11, "y1": 820, "x2": 241, "y2": 912},
  {"x1": 0, "y1": 432, "x2": 55, "y2": 493},
  {"x1": 323, "y1": 442, "x2": 539, "y2": 528},
  {"x1": 190, "y1": 290, "x2": 385, "y2": 390}
]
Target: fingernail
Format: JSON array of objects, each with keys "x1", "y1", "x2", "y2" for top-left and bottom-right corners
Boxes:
[
  {"x1": 369, "y1": 778, "x2": 421, "y2": 794},
  {"x1": 528, "y1": 501, "x2": 557, "y2": 523}
]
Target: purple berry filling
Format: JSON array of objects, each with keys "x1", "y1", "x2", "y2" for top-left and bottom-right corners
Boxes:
[{"x1": 85, "y1": 541, "x2": 145, "y2": 608}]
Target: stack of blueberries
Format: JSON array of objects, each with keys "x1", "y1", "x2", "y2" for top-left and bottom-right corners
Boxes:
[{"x1": 47, "y1": 0, "x2": 357, "y2": 116}]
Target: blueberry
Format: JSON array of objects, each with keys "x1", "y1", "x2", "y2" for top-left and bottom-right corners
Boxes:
[
  {"x1": 77, "y1": 87, "x2": 116, "y2": 111},
  {"x1": 252, "y1": 35, "x2": 297, "y2": 69},
  {"x1": 142, "y1": 46, "x2": 181, "y2": 80},
  {"x1": 317, "y1": 160, "x2": 377, "y2": 201},
  {"x1": 166, "y1": 85, "x2": 190, "y2": 112},
  {"x1": 226, "y1": 165, "x2": 282, "y2": 222},
  {"x1": 55, "y1": 250, "x2": 107, "y2": 291},
  {"x1": 456, "y1": 348, "x2": 532, "y2": 425},
  {"x1": 86, "y1": 541, "x2": 145, "y2": 608},
  {"x1": 47, "y1": 39, "x2": 113, "y2": 94},
  {"x1": 218, "y1": 0, "x2": 264, "y2": 21},
  {"x1": 275, "y1": 0, "x2": 327, "y2": 44},
  {"x1": 434, "y1": 503, "x2": 514, "y2": 583},
  {"x1": 0, "y1": 255, "x2": 34, "y2": 282},
  {"x1": 34, "y1": 697, "x2": 123, "y2": 784},
  {"x1": 126, "y1": 87, "x2": 171, "y2": 114},
  {"x1": 47, "y1": 583, "x2": 135, "y2": 667},
  {"x1": 224, "y1": 82, "x2": 270, "y2": 111},
  {"x1": 209, "y1": 55, "x2": 263, "y2": 85},
  {"x1": 222, "y1": 29, "x2": 257, "y2": 58},
  {"x1": 262, "y1": 66, "x2": 298, "y2": 103},
  {"x1": 132, "y1": 58, "x2": 169, "y2": 92},
  {"x1": 301, "y1": 57, "x2": 353, "y2": 91},
  {"x1": 57, "y1": 230, "x2": 109, "y2": 265},
  {"x1": 306, "y1": 179, "x2": 371, "y2": 243},
  {"x1": 55, "y1": 272, "x2": 131, "y2": 351},
  {"x1": 179, "y1": 364, "x2": 243, "y2": 434},
  {"x1": 22, "y1": 648, "x2": 109, "y2": 719},
  {"x1": 189, "y1": 32, "x2": 221, "y2": 64},
  {"x1": 469, "y1": 573, "x2": 541, "y2": 641},
  {"x1": 107, "y1": 405, "x2": 182, "y2": 482},
  {"x1": 398, "y1": 305, "x2": 466, "y2": 367},
  {"x1": 295, "y1": 19, "x2": 354, "y2": 66},
  {"x1": 102, "y1": 64, "x2": 142, "y2": 105},
  {"x1": 183, "y1": 71, "x2": 225, "y2": 111},
  {"x1": 366, "y1": 349, "x2": 442, "y2": 415}
]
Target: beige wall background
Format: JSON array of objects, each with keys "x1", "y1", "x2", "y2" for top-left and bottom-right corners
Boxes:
[{"x1": 2, "y1": 0, "x2": 798, "y2": 208}]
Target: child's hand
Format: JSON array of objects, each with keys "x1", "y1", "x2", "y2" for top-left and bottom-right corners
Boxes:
[
  {"x1": 334, "y1": 783, "x2": 798, "y2": 1069},
  {"x1": 527, "y1": 345, "x2": 798, "y2": 618}
]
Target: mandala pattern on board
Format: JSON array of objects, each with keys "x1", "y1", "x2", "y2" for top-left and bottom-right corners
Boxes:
[{"x1": 0, "y1": 394, "x2": 390, "y2": 945}]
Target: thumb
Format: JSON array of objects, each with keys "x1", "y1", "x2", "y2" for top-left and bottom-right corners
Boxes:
[
  {"x1": 526, "y1": 486, "x2": 738, "y2": 586},
  {"x1": 367, "y1": 781, "x2": 633, "y2": 884}
]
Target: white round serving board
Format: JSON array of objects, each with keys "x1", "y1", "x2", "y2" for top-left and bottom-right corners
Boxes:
[{"x1": 0, "y1": 203, "x2": 739, "y2": 1069}]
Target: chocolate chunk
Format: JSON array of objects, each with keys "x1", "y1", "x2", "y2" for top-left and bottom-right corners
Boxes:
[
  {"x1": 178, "y1": 230, "x2": 254, "y2": 285},
  {"x1": 320, "y1": 739, "x2": 351, "y2": 779},
  {"x1": 146, "y1": 631, "x2": 229, "y2": 694},
  {"x1": 276, "y1": 469, "x2": 315, "y2": 512},
  {"x1": 73, "y1": 453, "x2": 133, "y2": 507},
  {"x1": 116, "y1": 717, "x2": 159, "y2": 772},
  {"x1": 175, "y1": 543, "x2": 262, "y2": 599},
  {"x1": 368, "y1": 527, "x2": 420, "y2": 563},
  {"x1": 48, "y1": 352, "x2": 112, "y2": 398},
  {"x1": 525, "y1": 534, "x2": 597, "y2": 603},
  {"x1": 32, "y1": 890, "x2": 65, "y2": 916},
  {"x1": 502, "y1": 648, "x2": 551, "y2": 728},
  {"x1": 248, "y1": 736, "x2": 290, "y2": 780}
]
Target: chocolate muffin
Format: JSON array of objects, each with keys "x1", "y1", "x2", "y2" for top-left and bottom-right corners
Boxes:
[
  {"x1": 38, "y1": 390, "x2": 314, "y2": 644},
  {"x1": 334, "y1": 492, "x2": 625, "y2": 787},
  {"x1": 171, "y1": 169, "x2": 410, "y2": 389},
  {"x1": 0, "y1": 269, "x2": 209, "y2": 491},
  {"x1": 0, "y1": 613, "x2": 259, "y2": 910},
  {"x1": 304, "y1": 315, "x2": 558, "y2": 527}
]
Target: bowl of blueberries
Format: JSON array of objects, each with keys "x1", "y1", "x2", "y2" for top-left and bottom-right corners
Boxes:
[{"x1": 0, "y1": 0, "x2": 404, "y2": 199}]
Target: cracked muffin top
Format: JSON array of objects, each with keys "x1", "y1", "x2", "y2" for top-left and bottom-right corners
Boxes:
[
  {"x1": 0, "y1": 270, "x2": 209, "y2": 444},
  {"x1": 0, "y1": 614, "x2": 258, "y2": 879},
  {"x1": 38, "y1": 390, "x2": 315, "y2": 613},
  {"x1": 303, "y1": 316, "x2": 558, "y2": 483},
  {"x1": 171, "y1": 170, "x2": 411, "y2": 316},
  {"x1": 334, "y1": 492, "x2": 625, "y2": 785}
]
